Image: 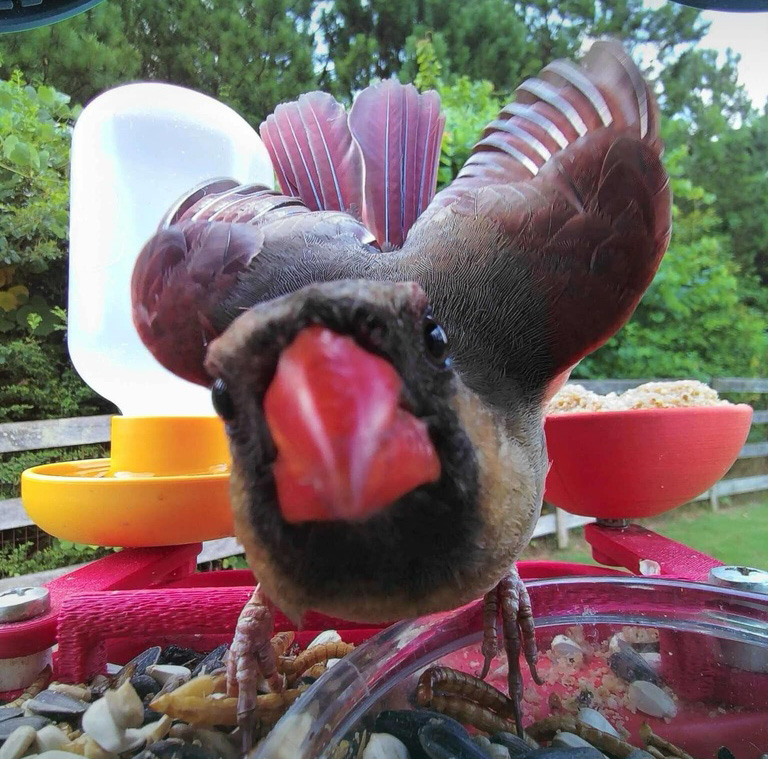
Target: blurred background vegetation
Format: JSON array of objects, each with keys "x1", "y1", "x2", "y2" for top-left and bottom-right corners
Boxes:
[
  {"x1": 0, "y1": 2, "x2": 766, "y2": 540},
  {"x1": 0, "y1": 0, "x2": 765, "y2": 575},
  {"x1": 1, "y1": 0, "x2": 766, "y2": 435}
]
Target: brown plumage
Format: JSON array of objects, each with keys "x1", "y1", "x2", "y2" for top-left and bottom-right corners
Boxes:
[
  {"x1": 204, "y1": 279, "x2": 544, "y2": 623},
  {"x1": 132, "y1": 42, "x2": 669, "y2": 412},
  {"x1": 131, "y1": 40, "x2": 671, "y2": 745}
]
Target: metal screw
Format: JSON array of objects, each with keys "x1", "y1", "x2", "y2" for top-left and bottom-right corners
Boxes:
[
  {"x1": 0, "y1": 586, "x2": 50, "y2": 623},
  {"x1": 708, "y1": 566, "x2": 768, "y2": 596},
  {"x1": 595, "y1": 518, "x2": 630, "y2": 529}
]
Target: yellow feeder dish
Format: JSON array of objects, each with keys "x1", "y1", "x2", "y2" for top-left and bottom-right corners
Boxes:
[
  {"x1": 19, "y1": 83, "x2": 274, "y2": 549},
  {"x1": 21, "y1": 416, "x2": 234, "y2": 547}
]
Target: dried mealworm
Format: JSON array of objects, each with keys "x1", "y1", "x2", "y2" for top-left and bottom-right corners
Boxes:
[
  {"x1": 151, "y1": 690, "x2": 237, "y2": 727},
  {"x1": 416, "y1": 666, "x2": 515, "y2": 719},
  {"x1": 427, "y1": 693, "x2": 516, "y2": 735},
  {"x1": 252, "y1": 688, "x2": 307, "y2": 712},
  {"x1": 271, "y1": 631, "x2": 295, "y2": 658},
  {"x1": 150, "y1": 678, "x2": 307, "y2": 727},
  {"x1": 639, "y1": 723, "x2": 696, "y2": 759},
  {"x1": 7, "y1": 665, "x2": 52, "y2": 706},
  {"x1": 279, "y1": 642, "x2": 354, "y2": 676},
  {"x1": 527, "y1": 715, "x2": 638, "y2": 758}
]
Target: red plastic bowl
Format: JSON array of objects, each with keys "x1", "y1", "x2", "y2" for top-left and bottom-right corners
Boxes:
[{"x1": 543, "y1": 404, "x2": 753, "y2": 518}]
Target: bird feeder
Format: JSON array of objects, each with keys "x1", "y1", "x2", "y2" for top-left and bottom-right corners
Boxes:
[{"x1": 21, "y1": 82, "x2": 274, "y2": 547}]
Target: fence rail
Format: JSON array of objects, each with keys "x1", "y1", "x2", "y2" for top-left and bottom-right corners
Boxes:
[
  {"x1": 0, "y1": 415, "x2": 112, "y2": 454},
  {"x1": 1, "y1": 377, "x2": 765, "y2": 581}
]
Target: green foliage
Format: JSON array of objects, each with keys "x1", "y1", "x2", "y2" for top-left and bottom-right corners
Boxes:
[
  {"x1": 0, "y1": 71, "x2": 74, "y2": 332},
  {"x1": 3, "y1": 0, "x2": 704, "y2": 111},
  {"x1": 0, "y1": 0, "x2": 318, "y2": 126},
  {"x1": 319, "y1": 0, "x2": 706, "y2": 100},
  {"x1": 221, "y1": 554, "x2": 249, "y2": 569},
  {"x1": 0, "y1": 443, "x2": 108, "y2": 499},
  {"x1": 0, "y1": 71, "x2": 112, "y2": 427},
  {"x1": 660, "y1": 47, "x2": 751, "y2": 135},
  {"x1": 411, "y1": 36, "x2": 441, "y2": 92},
  {"x1": 577, "y1": 147, "x2": 767, "y2": 379},
  {"x1": 437, "y1": 77, "x2": 501, "y2": 188},
  {"x1": 412, "y1": 39, "x2": 502, "y2": 188},
  {"x1": 658, "y1": 44, "x2": 767, "y2": 286},
  {"x1": 0, "y1": 3, "x2": 140, "y2": 107},
  {"x1": 0, "y1": 539, "x2": 115, "y2": 579},
  {"x1": 0, "y1": 338, "x2": 111, "y2": 423},
  {"x1": 682, "y1": 110, "x2": 768, "y2": 285},
  {"x1": 407, "y1": 0, "x2": 531, "y2": 94},
  {"x1": 318, "y1": 0, "x2": 413, "y2": 100},
  {"x1": 124, "y1": 0, "x2": 317, "y2": 124}
]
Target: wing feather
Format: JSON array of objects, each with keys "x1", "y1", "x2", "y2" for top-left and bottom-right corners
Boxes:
[
  {"x1": 260, "y1": 92, "x2": 364, "y2": 216},
  {"x1": 349, "y1": 80, "x2": 444, "y2": 248}
]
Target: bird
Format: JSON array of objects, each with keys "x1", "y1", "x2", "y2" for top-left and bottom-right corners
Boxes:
[{"x1": 131, "y1": 40, "x2": 671, "y2": 746}]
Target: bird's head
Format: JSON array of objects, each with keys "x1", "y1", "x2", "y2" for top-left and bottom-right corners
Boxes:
[
  {"x1": 203, "y1": 280, "x2": 542, "y2": 621},
  {"x1": 206, "y1": 279, "x2": 461, "y2": 524}
]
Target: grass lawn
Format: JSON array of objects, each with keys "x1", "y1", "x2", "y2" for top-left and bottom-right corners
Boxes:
[{"x1": 522, "y1": 498, "x2": 768, "y2": 569}]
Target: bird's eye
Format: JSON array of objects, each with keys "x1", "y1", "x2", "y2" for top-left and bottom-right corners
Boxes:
[
  {"x1": 211, "y1": 379, "x2": 236, "y2": 421},
  {"x1": 423, "y1": 316, "x2": 450, "y2": 366}
]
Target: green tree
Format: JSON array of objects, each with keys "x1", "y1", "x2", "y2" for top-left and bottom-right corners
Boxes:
[
  {"x1": 0, "y1": 70, "x2": 71, "y2": 336},
  {"x1": 660, "y1": 47, "x2": 751, "y2": 133},
  {"x1": 401, "y1": 0, "x2": 531, "y2": 96},
  {"x1": 704, "y1": 112, "x2": 768, "y2": 285},
  {"x1": 0, "y1": 70, "x2": 110, "y2": 422},
  {"x1": 659, "y1": 46, "x2": 767, "y2": 285},
  {"x1": 676, "y1": 110, "x2": 768, "y2": 285},
  {"x1": 318, "y1": 0, "x2": 705, "y2": 100},
  {"x1": 412, "y1": 38, "x2": 502, "y2": 187},
  {"x1": 317, "y1": 0, "x2": 419, "y2": 99},
  {"x1": 576, "y1": 147, "x2": 767, "y2": 380},
  {"x1": 0, "y1": 3, "x2": 140, "y2": 107},
  {"x1": 121, "y1": 0, "x2": 317, "y2": 124},
  {"x1": 0, "y1": 0, "x2": 318, "y2": 124}
]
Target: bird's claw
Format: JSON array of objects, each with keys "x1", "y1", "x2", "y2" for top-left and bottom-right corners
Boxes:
[
  {"x1": 479, "y1": 567, "x2": 541, "y2": 736},
  {"x1": 480, "y1": 584, "x2": 500, "y2": 679},
  {"x1": 226, "y1": 587, "x2": 283, "y2": 753}
]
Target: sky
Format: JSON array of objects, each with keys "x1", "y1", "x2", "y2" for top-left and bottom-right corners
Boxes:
[{"x1": 700, "y1": 8, "x2": 768, "y2": 107}]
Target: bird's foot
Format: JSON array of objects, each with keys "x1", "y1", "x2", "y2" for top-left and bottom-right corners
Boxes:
[
  {"x1": 226, "y1": 586, "x2": 284, "y2": 753},
  {"x1": 479, "y1": 566, "x2": 542, "y2": 736}
]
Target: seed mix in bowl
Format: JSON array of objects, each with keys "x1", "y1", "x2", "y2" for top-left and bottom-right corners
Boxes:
[
  {"x1": 2, "y1": 620, "x2": 759, "y2": 759},
  {"x1": 0, "y1": 632, "x2": 352, "y2": 759},
  {"x1": 547, "y1": 380, "x2": 730, "y2": 414}
]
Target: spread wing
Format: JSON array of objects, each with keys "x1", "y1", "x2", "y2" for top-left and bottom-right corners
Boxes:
[
  {"x1": 261, "y1": 83, "x2": 444, "y2": 249},
  {"x1": 132, "y1": 82, "x2": 445, "y2": 386},
  {"x1": 131, "y1": 183, "x2": 375, "y2": 385},
  {"x1": 405, "y1": 40, "x2": 671, "y2": 401}
]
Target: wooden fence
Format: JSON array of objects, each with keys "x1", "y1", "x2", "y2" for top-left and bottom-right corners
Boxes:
[{"x1": 1, "y1": 377, "x2": 766, "y2": 586}]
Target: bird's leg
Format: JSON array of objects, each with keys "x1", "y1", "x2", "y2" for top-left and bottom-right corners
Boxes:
[
  {"x1": 480, "y1": 566, "x2": 542, "y2": 736},
  {"x1": 226, "y1": 586, "x2": 284, "y2": 752},
  {"x1": 480, "y1": 586, "x2": 500, "y2": 679}
]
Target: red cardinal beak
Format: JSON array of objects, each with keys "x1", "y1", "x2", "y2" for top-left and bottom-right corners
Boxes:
[{"x1": 263, "y1": 326, "x2": 441, "y2": 523}]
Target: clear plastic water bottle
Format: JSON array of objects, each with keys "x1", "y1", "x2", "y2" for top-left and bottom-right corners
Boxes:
[{"x1": 68, "y1": 82, "x2": 273, "y2": 416}]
